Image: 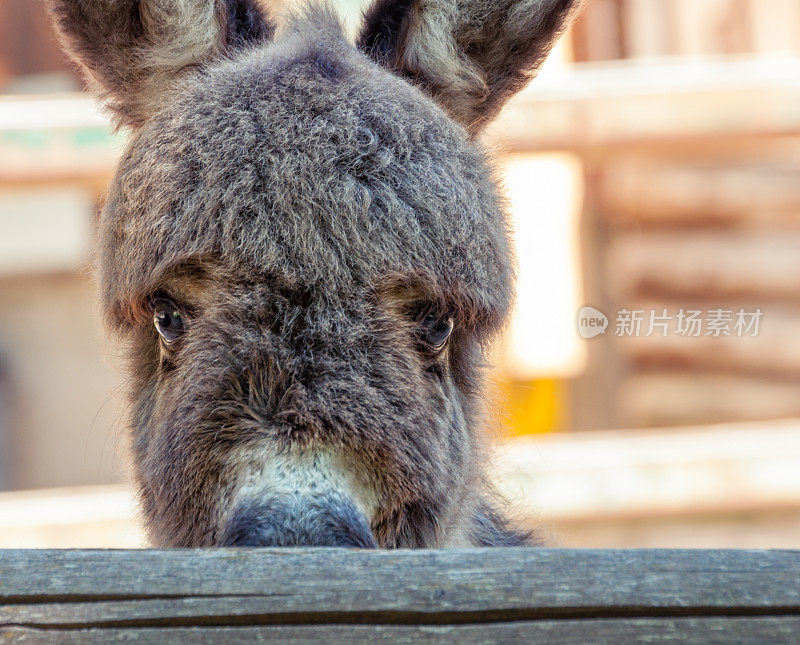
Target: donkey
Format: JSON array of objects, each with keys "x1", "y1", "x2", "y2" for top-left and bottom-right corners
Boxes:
[{"x1": 49, "y1": 0, "x2": 581, "y2": 548}]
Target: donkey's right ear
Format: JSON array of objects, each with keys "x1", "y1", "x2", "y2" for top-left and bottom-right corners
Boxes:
[
  {"x1": 47, "y1": 0, "x2": 275, "y2": 129},
  {"x1": 358, "y1": 0, "x2": 582, "y2": 136}
]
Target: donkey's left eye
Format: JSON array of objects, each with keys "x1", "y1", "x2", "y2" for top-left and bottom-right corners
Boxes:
[
  {"x1": 151, "y1": 297, "x2": 185, "y2": 345},
  {"x1": 419, "y1": 312, "x2": 454, "y2": 352}
]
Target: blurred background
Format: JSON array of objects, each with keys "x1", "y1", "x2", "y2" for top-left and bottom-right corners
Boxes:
[{"x1": 1, "y1": 0, "x2": 799, "y2": 548}]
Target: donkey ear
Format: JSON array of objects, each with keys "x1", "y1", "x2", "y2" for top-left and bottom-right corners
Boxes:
[
  {"x1": 47, "y1": 0, "x2": 275, "y2": 129},
  {"x1": 357, "y1": 0, "x2": 583, "y2": 136}
]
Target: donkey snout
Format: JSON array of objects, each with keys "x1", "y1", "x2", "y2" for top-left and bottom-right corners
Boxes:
[{"x1": 221, "y1": 495, "x2": 377, "y2": 548}]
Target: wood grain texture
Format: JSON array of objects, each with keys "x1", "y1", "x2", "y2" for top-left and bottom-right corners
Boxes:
[
  {"x1": 4, "y1": 618, "x2": 800, "y2": 644},
  {"x1": 0, "y1": 549, "x2": 799, "y2": 644},
  {"x1": 616, "y1": 305, "x2": 800, "y2": 377},
  {"x1": 488, "y1": 55, "x2": 800, "y2": 153},
  {"x1": 600, "y1": 161, "x2": 800, "y2": 228},
  {"x1": 618, "y1": 374, "x2": 800, "y2": 427},
  {"x1": 608, "y1": 232, "x2": 800, "y2": 300},
  {"x1": 1, "y1": 548, "x2": 799, "y2": 609}
]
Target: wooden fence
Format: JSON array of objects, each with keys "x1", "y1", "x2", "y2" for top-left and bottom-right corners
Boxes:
[
  {"x1": 1, "y1": 549, "x2": 798, "y2": 643},
  {"x1": 497, "y1": 54, "x2": 800, "y2": 431}
]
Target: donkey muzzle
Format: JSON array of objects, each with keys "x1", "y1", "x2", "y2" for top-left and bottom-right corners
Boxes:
[{"x1": 221, "y1": 494, "x2": 377, "y2": 547}]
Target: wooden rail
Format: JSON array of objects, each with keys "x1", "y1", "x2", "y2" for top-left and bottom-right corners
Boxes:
[
  {"x1": 3, "y1": 422, "x2": 800, "y2": 548},
  {"x1": 489, "y1": 54, "x2": 800, "y2": 154},
  {"x1": 2, "y1": 55, "x2": 799, "y2": 188},
  {"x1": 1, "y1": 549, "x2": 798, "y2": 642}
]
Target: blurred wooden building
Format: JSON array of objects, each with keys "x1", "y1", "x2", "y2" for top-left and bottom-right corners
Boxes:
[
  {"x1": 0, "y1": 0, "x2": 799, "y2": 549},
  {"x1": 1, "y1": 0, "x2": 800, "y2": 495},
  {"x1": 563, "y1": 0, "x2": 800, "y2": 429}
]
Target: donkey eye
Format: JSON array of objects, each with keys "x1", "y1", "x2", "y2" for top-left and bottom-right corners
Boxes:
[
  {"x1": 419, "y1": 312, "x2": 454, "y2": 352},
  {"x1": 151, "y1": 297, "x2": 185, "y2": 345}
]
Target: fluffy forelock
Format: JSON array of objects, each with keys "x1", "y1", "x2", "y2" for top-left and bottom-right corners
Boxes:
[{"x1": 98, "y1": 6, "x2": 514, "y2": 336}]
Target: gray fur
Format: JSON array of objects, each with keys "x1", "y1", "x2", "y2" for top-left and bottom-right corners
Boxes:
[
  {"x1": 359, "y1": 0, "x2": 585, "y2": 134},
  {"x1": 48, "y1": 0, "x2": 580, "y2": 547},
  {"x1": 47, "y1": 0, "x2": 274, "y2": 128}
]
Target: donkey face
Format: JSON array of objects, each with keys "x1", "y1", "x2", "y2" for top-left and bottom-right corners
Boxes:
[{"x1": 50, "y1": 0, "x2": 580, "y2": 547}]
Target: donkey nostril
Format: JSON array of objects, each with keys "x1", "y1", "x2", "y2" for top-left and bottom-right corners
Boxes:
[{"x1": 221, "y1": 496, "x2": 376, "y2": 548}]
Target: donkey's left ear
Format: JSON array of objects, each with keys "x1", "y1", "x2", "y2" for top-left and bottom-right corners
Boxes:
[
  {"x1": 47, "y1": 0, "x2": 275, "y2": 129},
  {"x1": 358, "y1": 0, "x2": 583, "y2": 136}
]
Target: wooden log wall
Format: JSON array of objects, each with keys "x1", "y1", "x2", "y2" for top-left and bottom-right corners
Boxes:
[
  {"x1": 566, "y1": 0, "x2": 800, "y2": 429},
  {"x1": 601, "y1": 152, "x2": 800, "y2": 427},
  {"x1": 2, "y1": 0, "x2": 799, "y2": 434},
  {"x1": 1, "y1": 549, "x2": 799, "y2": 643},
  {"x1": 572, "y1": 0, "x2": 800, "y2": 61}
]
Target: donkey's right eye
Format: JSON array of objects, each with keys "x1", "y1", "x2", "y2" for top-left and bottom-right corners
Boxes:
[{"x1": 151, "y1": 297, "x2": 186, "y2": 346}]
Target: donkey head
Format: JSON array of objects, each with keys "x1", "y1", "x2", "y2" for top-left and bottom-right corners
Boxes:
[{"x1": 50, "y1": 0, "x2": 580, "y2": 547}]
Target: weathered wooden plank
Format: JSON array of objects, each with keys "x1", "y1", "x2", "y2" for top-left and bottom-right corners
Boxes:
[
  {"x1": 616, "y1": 306, "x2": 800, "y2": 376},
  {"x1": 489, "y1": 55, "x2": 800, "y2": 153},
  {"x1": 600, "y1": 161, "x2": 800, "y2": 227},
  {"x1": 494, "y1": 422, "x2": 800, "y2": 522},
  {"x1": 5, "y1": 593, "x2": 800, "y2": 630},
  {"x1": 608, "y1": 233, "x2": 800, "y2": 299},
  {"x1": 4, "y1": 618, "x2": 800, "y2": 644},
  {"x1": 618, "y1": 374, "x2": 800, "y2": 427},
  {"x1": 1, "y1": 549, "x2": 799, "y2": 616}
]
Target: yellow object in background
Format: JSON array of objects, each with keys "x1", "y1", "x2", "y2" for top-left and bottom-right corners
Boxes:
[
  {"x1": 500, "y1": 378, "x2": 566, "y2": 436},
  {"x1": 486, "y1": 153, "x2": 583, "y2": 438}
]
